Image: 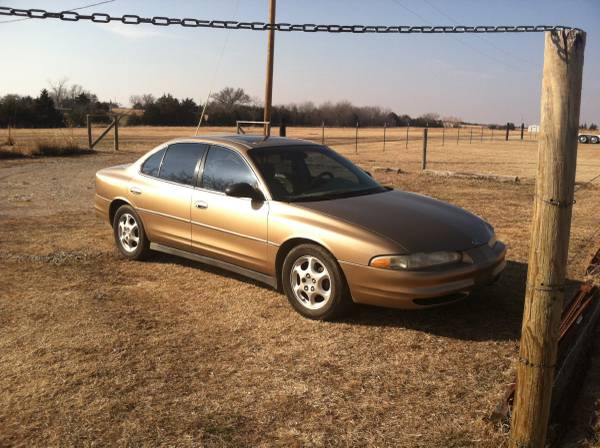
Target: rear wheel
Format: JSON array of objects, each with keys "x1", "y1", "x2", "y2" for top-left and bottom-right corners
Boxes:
[
  {"x1": 282, "y1": 244, "x2": 352, "y2": 320},
  {"x1": 113, "y1": 205, "x2": 151, "y2": 260},
  {"x1": 579, "y1": 135, "x2": 588, "y2": 143},
  {"x1": 590, "y1": 136, "x2": 599, "y2": 144}
]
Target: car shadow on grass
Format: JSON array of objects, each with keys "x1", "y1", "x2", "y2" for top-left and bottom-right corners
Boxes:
[{"x1": 147, "y1": 254, "x2": 580, "y2": 344}]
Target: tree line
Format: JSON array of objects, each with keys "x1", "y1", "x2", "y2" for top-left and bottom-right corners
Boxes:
[{"x1": 2, "y1": 82, "x2": 597, "y2": 130}]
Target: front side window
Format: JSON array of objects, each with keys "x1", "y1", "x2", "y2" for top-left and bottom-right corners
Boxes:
[
  {"x1": 141, "y1": 148, "x2": 166, "y2": 177},
  {"x1": 249, "y1": 146, "x2": 385, "y2": 202},
  {"x1": 158, "y1": 143, "x2": 207, "y2": 186},
  {"x1": 202, "y1": 146, "x2": 258, "y2": 193}
]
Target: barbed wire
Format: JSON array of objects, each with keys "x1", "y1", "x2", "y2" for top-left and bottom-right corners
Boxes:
[{"x1": 0, "y1": 6, "x2": 583, "y2": 34}]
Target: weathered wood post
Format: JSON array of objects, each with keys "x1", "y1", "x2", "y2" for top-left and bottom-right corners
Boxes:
[
  {"x1": 456, "y1": 127, "x2": 460, "y2": 144},
  {"x1": 469, "y1": 128, "x2": 473, "y2": 144},
  {"x1": 113, "y1": 116, "x2": 119, "y2": 151},
  {"x1": 510, "y1": 29, "x2": 585, "y2": 448},
  {"x1": 421, "y1": 128, "x2": 428, "y2": 170},
  {"x1": 355, "y1": 121, "x2": 359, "y2": 154},
  {"x1": 263, "y1": 0, "x2": 276, "y2": 137},
  {"x1": 321, "y1": 121, "x2": 325, "y2": 144},
  {"x1": 405, "y1": 123, "x2": 409, "y2": 149},
  {"x1": 505, "y1": 123, "x2": 510, "y2": 141},
  {"x1": 442, "y1": 126, "x2": 445, "y2": 146},
  {"x1": 87, "y1": 114, "x2": 92, "y2": 149},
  {"x1": 383, "y1": 122, "x2": 387, "y2": 152},
  {"x1": 521, "y1": 122, "x2": 525, "y2": 140}
]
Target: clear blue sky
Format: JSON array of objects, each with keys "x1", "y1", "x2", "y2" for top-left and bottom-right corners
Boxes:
[{"x1": 1, "y1": 0, "x2": 599, "y2": 124}]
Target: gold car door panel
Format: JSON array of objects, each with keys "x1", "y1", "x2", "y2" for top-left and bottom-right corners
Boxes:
[{"x1": 191, "y1": 145, "x2": 269, "y2": 273}]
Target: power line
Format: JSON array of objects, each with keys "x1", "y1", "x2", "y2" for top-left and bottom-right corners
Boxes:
[
  {"x1": 421, "y1": 0, "x2": 535, "y2": 66},
  {"x1": 387, "y1": 0, "x2": 526, "y2": 71},
  {"x1": 0, "y1": 0, "x2": 115, "y2": 24},
  {"x1": 195, "y1": 0, "x2": 241, "y2": 134}
]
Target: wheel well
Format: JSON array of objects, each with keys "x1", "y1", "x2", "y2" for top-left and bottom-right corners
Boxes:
[
  {"x1": 109, "y1": 199, "x2": 129, "y2": 225},
  {"x1": 275, "y1": 238, "x2": 330, "y2": 291}
]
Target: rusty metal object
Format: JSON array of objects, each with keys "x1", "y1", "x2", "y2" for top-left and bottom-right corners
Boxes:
[{"x1": 490, "y1": 251, "x2": 600, "y2": 424}]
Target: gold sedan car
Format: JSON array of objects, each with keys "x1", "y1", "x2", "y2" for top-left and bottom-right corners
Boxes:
[{"x1": 95, "y1": 135, "x2": 506, "y2": 320}]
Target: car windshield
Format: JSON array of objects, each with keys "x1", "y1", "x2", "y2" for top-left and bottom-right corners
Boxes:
[{"x1": 248, "y1": 145, "x2": 387, "y2": 202}]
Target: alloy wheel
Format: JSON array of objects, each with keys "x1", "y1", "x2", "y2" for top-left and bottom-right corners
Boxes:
[{"x1": 289, "y1": 255, "x2": 332, "y2": 310}]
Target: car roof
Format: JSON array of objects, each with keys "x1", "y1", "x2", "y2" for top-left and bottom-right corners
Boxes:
[{"x1": 166, "y1": 134, "x2": 320, "y2": 152}]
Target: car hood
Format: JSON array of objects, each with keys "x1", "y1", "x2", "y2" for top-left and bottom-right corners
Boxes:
[{"x1": 294, "y1": 190, "x2": 493, "y2": 253}]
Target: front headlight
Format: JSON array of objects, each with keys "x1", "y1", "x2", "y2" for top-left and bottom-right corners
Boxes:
[{"x1": 370, "y1": 251, "x2": 462, "y2": 270}]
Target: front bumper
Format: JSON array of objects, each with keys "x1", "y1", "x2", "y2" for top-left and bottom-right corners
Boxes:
[{"x1": 339, "y1": 242, "x2": 507, "y2": 309}]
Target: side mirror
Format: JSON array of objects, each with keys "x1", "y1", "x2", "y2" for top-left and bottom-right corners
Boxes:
[{"x1": 225, "y1": 182, "x2": 264, "y2": 201}]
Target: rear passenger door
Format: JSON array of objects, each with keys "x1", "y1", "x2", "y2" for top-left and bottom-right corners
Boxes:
[{"x1": 131, "y1": 143, "x2": 207, "y2": 251}]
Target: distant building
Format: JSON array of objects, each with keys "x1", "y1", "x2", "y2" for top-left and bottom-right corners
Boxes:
[{"x1": 528, "y1": 124, "x2": 540, "y2": 133}]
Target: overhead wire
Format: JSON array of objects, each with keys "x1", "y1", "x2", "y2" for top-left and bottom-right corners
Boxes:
[
  {"x1": 388, "y1": 0, "x2": 524, "y2": 71},
  {"x1": 195, "y1": 0, "x2": 241, "y2": 135}
]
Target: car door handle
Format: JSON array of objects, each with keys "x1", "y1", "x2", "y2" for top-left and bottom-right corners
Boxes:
[
  {"x1": 130, "y1": 186, "x2": 142, "y2": 195},
  {"x1": 194, "y1": 200, "x2": 208, "y2": 209}
]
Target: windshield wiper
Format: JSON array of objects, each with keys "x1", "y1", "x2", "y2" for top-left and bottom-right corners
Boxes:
[{"x1": 288, "y1": 187, "x2": 387, "y2": 202}]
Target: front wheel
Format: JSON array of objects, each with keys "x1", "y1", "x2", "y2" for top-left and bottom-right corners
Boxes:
[
  {"x1": 282, "y1": 244, "x2": 352, "y2": 320},
  {"x1": 579, "y1": 135, "x2": 588, "y2": 144},
  {"x1": 113, "y1": 205, "x2": 151, "y2": 260}
]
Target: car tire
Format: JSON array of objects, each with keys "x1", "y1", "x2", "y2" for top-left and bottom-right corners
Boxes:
[
  {"x1": 590, "y1": 136, "x2": 599, "y2": 144},
  {"x1": 579, "y1": 135, "x2": 588, "y2": 143},
  {"x1": 282, "y1": 244, "x2": 352, "y2": 320},
  {"x1": 113, "y1": 205, "x2": 151, "y2": 260}
]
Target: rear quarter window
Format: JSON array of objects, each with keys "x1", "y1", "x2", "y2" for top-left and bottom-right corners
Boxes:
[{"x1": 141, "y1": 148, "x2": 166, "y2": 177}]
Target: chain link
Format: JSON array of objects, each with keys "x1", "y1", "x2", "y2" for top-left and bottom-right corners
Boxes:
[{"x1": 0, "y1": 6, "x2": 583, "y2": 33}]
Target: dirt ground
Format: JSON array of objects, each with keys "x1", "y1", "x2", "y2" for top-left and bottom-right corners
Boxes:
[{"x1": 1, "y1": 129, "x2": 600, "y2": 447}]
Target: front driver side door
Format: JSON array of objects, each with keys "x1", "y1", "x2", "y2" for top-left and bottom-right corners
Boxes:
[{"x1": 191, "y1": 145, "x2": 269, "y2": 274}]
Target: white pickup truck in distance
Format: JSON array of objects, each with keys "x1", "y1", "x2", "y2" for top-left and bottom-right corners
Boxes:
[{"x1": 579, "y1": 133, "x2": 600, "y2": 144}]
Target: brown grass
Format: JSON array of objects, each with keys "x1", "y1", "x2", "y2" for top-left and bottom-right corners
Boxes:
[
  {"x1": 0, "y1": 136, "x2": 93, "y2": 159},
  {"x1": 2, "y1": 125, "x2": 599, "y2": 183},
  {"x1": 1, "y1": 131, "x2": 599, "y2": 447}
]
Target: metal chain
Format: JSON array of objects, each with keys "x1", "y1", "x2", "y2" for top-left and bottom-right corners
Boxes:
[{"x1": 0, "y1": 6, "x2": 583, "y2": 33}]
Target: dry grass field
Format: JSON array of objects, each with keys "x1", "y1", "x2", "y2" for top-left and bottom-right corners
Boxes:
[{"x1": 1, "y1": 126, "x2": 600, "y2": 447}]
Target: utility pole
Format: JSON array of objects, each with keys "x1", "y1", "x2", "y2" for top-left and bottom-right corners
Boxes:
[
  {"x1": 263, "y1": 0, "x2": 276, "y2": 136},
  {"x1": 510, "y1": 29, "x2": 585, "y2": 448}
]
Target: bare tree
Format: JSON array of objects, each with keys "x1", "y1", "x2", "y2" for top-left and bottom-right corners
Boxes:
[
  {"x1": 48, "y1": 77, "x2": 69, "y2": 108},
  {"x1": 130, "y1": 94, "x2": 155, "y2": 109},
  {"x1": 212, "y1": 87, "x2": 251, "y2": 111}
]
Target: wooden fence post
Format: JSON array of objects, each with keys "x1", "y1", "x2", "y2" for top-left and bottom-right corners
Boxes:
[
  {"x1": 383, "y1": 122, "x2": 387, "y2": 152},
  {"x1": 510, "y1": 29, "x2": 586, "y2": 448},
  {"x1": 355, "y1": 121, "x2": 359, "y2": 154},
  {"x1": 321, "y1": 121, "x2": 325, "y2": 144},
  {"x1": 113, "y1": 116, "x2": 119, "y2": 151},
  {"x1": 87, "y1": 114, "x2": 92, "y2": 149},
  {"x1": 421, "y1": 128, "x2": 428, "y2": 170},
  {"x1": 505, "y1": 123, "x2": 510, "y2": 141},
  {"x1": 521, "y1": 122, "x2": 525, "y2": 140},
  {"x1": 469, "y1": 128, "x2": 473, "y2": 144},
  {"x1": 456, "y1": 127, "x2": 460, "y2": 144},
  {"x1": 405, "y1": 123, "x2": 409, "y2": 149},
  {"x1": 442, "y1": 126, "x2": 445, "y2": 146}
]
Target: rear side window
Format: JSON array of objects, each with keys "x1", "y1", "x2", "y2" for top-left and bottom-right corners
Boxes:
[
  {"x1": 202, "y1": 146, "x2": 258, "y2": 193},
  {"x1": 141, "y1": 148, "x2": 166, "y2": 177},
  {"x1": 159, "y1": 143, "x2": 208, "y2": 186}
]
